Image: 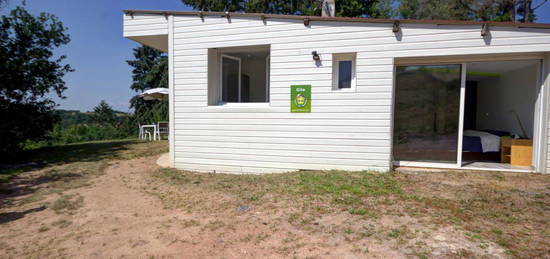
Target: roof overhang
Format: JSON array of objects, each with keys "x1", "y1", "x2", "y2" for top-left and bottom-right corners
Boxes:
[
  {"x1": 123, "y1": 9, "x2": 550, "y2": 30},
  {"x1": 123, "y1": 12, "x2": 169, "y2": 52},
  {"x1": 127, "y1": 35, "x2": 168, "y2": 52}
]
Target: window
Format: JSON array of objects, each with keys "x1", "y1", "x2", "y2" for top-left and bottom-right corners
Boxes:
[
  {"x1": 208, "y1": 45, "x2": 270, "y2": 105},
  {"x1": 332, "y1": 53, "x2": 356, "y2": 90},
  {"x1": 221, "y1": 55, "x2": 241, "y2": 102}
]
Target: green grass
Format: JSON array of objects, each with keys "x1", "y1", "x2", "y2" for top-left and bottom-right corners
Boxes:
[
  {"x1": 154, "y1": 168, "x2": 404, "y2": 208},
  {"x1": 349, "y1": 208, "x2": 368, "y2": 215}
]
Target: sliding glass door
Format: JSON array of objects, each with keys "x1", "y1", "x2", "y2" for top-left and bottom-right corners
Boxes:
[{"x1": 393, "y1": 65, "x2": 463, "y2": 164}]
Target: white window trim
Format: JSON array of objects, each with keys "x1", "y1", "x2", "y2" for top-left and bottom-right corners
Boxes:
[
  {"x1": 332, "y1": 53, "x2": 357, "y2": 91},
  {"x1": 209, "y1": 102, "x2": 271, "y2": 108},
  {"x1": 265, "y1": 55, "x2": 270, "y2": 102},
  {"x1": 219, "y1": 54, "x2": 242, "y2": 103}
]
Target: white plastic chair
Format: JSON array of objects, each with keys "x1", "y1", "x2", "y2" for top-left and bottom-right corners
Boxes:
[
  {"x1": 156, "y1": 121, "x2": 169, "y2": 140},
  {"x1": 139, "y1": 124, "x2": 155, "y2": 141}
]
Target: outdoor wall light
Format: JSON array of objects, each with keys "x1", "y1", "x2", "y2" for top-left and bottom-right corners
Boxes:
[
  {"x1": 312, "y1": 51, "x2": 320, "y2": 61},
  {"x1": 392, "y1": 20, "x2": 400, "y2": 33},
  {"x1": 481, "y1": 23, "x2": 490, "y2": 36}
]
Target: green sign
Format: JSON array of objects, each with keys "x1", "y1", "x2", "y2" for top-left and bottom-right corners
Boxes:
[{"x1": 290, "y1": 85, "x2": 311, "y2": 113}]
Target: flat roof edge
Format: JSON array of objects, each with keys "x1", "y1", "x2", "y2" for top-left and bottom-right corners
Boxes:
[{"x1": 123, "y1": 9, "x2": 550, "y2": 29}]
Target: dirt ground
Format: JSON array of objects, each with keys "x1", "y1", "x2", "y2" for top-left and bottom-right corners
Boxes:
[{"x1": 1, "y1": 141, "x2": 549, "y2": 258}]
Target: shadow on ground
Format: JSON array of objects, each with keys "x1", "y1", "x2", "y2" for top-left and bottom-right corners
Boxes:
[
  {"x1": 0, "y1": 139, "x2": 167, "y2": 215},
  {"x1": 21, "y1": 139, "x2": 140, "y2": 165},
  {"x1": 0, "y1": 206, "x2": 46, "y2": 224},
  {"x1": 0, "y1": 139, "x2": 139, "y2": 177}
]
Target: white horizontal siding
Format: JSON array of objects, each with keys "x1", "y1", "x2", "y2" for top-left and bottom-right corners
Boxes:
[
  {"x1": 164, "y1": 14, "x2": 550, "y2": 174},
  {"x1": 123, "y1": 14, "x2": 168, "y2": 37}
]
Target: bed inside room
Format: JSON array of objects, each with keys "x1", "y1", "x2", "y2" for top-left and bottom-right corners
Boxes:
[{"x1": 462, "y1": 60, "x2": 540, "y2": 169}]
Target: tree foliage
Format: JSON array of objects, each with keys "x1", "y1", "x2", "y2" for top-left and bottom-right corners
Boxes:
[
  {"x1": 181, "y1": 0, "x2": 547, "y2": 22},
  {"x1": 397, "y1": 0, "x2": 546, "y2": 22},
  {"x1": 181, "y1": 0, "x2": 394, "y2": 17},
  {"x1": 126, "y1": 45, "x2": 169, "y2": 125},
  {"x1": 91, "y1": 100, "x2": 117, "y2": 126},
  {"x1": 127, "y1": 46, "x2": 168, "y2": 92},
  {"x1": 0, "y1": 6, "x2": 72, "y2": 160}
]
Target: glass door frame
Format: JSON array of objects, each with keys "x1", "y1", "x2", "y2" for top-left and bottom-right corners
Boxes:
[
  {"x1": 393, "y1": 56, "x2": 546, "y2": 172},
  {"x1": 392, "y1": 63, "x2": 467, "y2": 169}
]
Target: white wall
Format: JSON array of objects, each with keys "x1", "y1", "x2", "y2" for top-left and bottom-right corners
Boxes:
[
  {"x1": 123, "y1": 13, "x2": 168, "y2": 37},
  {"x1": 476, "y1": 63, "x2": 539, "y2": 138},
  {"x1": 140, "y1": 14, "x2": 550, "y2": 173}
]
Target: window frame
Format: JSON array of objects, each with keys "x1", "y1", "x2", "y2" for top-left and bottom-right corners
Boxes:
[
  {"x1": 219, "y1": 54, "x2": 242, "y2": 103},
  {"x1": 332, "y1": 53, "x2": 357, "y2": 91},
  {"x1": 265, "y1": 55, "x2": 270, "y2": 102}
]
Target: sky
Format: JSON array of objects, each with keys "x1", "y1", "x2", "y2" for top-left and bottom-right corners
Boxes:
[
  {"x1": 1, "y1": 0, "x2": 191, "y2": 112},
  {"x1": 1, "y1": 0, "x2": 550, "y2": 112}
]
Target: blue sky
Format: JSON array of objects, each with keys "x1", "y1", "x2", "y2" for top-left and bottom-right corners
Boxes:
[
  {"x1": 2, "y1": 0, "x2": 549, "y2": 112},
  {"x1": 2, "y1": 0, "x2": 190, "y2": 112}
]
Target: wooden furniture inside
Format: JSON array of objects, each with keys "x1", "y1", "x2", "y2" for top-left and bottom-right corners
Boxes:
[{"x1": 500, "y1": 137, "x2": 533, "y2": 166}]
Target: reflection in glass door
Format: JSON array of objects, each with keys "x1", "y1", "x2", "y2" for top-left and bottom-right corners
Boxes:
[{"x1": 393, "y1": 65, "x2": 462, "y2": 163}]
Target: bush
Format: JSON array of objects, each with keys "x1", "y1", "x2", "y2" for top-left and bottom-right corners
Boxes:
[
  {"x1": 0, "y1": 101, "x2": 59, "y2": 162},
  {"x1": 47, "y1": 123, "x2": 130, "y2": 145}
]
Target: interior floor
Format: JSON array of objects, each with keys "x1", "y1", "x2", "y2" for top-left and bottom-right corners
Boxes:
[
  {"x1": 462, "y1": 59, "x2": 539, "y2": 169},
  {"x1": 462, "y1": 161, "x2": 533, "y2": 172}
]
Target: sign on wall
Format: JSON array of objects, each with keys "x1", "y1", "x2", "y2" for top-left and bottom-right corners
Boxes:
[{"x1": 290, "y1": 85, "x2": 311, "y2": 113}]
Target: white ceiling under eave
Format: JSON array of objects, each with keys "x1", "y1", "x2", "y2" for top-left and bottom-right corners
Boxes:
[{"x1": 128, "y1": 34, "x2": 168, "y2": 53}]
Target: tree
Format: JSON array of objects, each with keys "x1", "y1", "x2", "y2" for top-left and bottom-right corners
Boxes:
[
  {"x1": 126, "y1": 45, "x2": 169, "y2": 126},
  {"x1": 180, "y1": 0, "x2": 394, "y2": 18},
  {"x1": 397, "y1": 0, "x2": 548, "y2": 22},
  {"x1": 91, "y1": 100, "x2": 117, "y2": 126},
  {"x1": 0, "y1": 6, "x2": 72, "y2": 160},
  {"x1": 127, "y1": 46, "x2": 168, "y2": 93},
  {"x1": 181, "y1": 0, "x2": 547, "y2": 22}
]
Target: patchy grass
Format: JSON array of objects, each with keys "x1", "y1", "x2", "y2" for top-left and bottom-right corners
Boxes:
[
  {"x1": 1, "y1": 139, "x2": 168, "y2": 214},
  {"x1": 50, "y1": 194, "x2": 84, "y2": 214},
  {"x1": 154, "y1": 169, "x2": 403, "y2": 207},
  {"x1": 2, "y1": 139, "x2": 548, "y2": 258},
  {"x1": 203, "y1": 219, "x2": 226, "y2": 231},
  {"x1": 152, "y1": 168, "x2": 550, "y2": 258},
  {"x1": 51, "y1": 219, "x2": 72, "y2": 228},
  {"x1": 1, "y1": 140, "x2": 167, "y2": 204},
  {"x1": 180, "y1": 219, "x2": 200, "y2": 228},
  {"x1": 0, "y1": 139, "x2": 168, "y2": 182},
  {"x1": 17, "y1": 161, "x2": 107, "y2": 206}
]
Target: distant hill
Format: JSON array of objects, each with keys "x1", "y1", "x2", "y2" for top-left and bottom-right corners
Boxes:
[{"x1": 54, "y1": 109, "x2": 129, "y2": 127}]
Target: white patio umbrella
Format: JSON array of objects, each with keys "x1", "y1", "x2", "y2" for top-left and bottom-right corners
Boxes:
[{"x1": 139, "y1": 88, "x2": 169, "y2": 100}]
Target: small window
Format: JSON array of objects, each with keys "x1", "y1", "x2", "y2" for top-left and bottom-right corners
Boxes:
[
  {"x1": 208, "y1": 45, "x2": 270, "y2": 105},
  {"x1": 332, "y1": 53, "x2": 356, "y2": 90}
]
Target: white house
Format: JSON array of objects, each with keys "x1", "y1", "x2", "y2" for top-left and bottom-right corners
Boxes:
[{"x1": 123, "y1": 8, "x2": 550, "y2": 174}]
